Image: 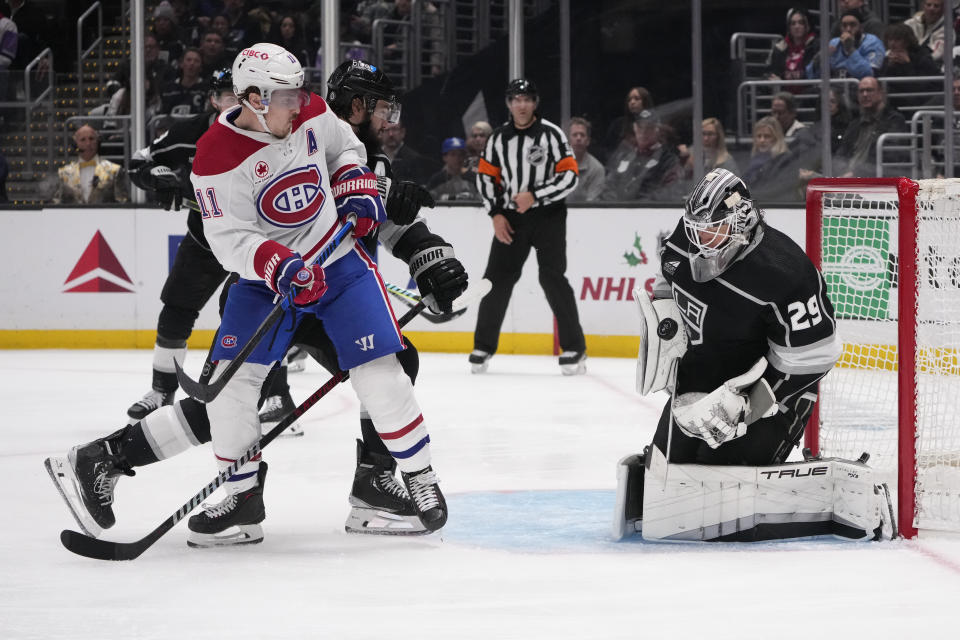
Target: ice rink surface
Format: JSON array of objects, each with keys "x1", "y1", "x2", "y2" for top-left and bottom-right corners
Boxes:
[{"x1": 3, "y1": 349, "x2": 960, "y2": 639}]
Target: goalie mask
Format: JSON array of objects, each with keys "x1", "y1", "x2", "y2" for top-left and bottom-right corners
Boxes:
[{"x1": 683, "y1": 168, "x2": 762, "y2": 282}]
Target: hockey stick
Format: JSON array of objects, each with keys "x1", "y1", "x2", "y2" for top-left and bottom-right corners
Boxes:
[
  {"x1": 174, "y1": 219, "x2": 356, "y2": 403},
  {"x1": 385, "y1": 278, "x2": 491, "y2": 324},
  {"x1": 60, "y1": 300, "x2": 428, "y2": 561}
]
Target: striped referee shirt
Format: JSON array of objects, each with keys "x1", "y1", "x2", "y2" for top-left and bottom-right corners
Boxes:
[{"x1": 476, "y1": 116, "x2": 579, "y2": 214}]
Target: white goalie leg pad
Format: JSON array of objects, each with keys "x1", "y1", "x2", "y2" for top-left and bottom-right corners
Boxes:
[
  {"x1": 634, "y1": 286, "x2": 687, "y2": 395},
  {"x1": 641, "y1": 446, "x2": 895, "y2": 542}
]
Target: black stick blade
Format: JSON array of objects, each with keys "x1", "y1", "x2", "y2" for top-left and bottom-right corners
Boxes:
[
  {"x1": 60, "y1": 529, "x2": 147, "y2": 561},
  {"x1": 174, "y1": 358, "x2": 224, "y2": 403}
]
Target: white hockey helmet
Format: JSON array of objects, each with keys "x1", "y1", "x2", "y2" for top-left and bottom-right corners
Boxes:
[
  {"x1": 682, "y1": 168, "x2": 762, "y2": 282},
  {"x1": 232, "y1": 43, "x2": 307, "y2": 113}
]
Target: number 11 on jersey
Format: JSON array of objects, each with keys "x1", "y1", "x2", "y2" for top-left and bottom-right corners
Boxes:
[{"x1": 195, "y1": 187, "x2": 223, "y2": 219}]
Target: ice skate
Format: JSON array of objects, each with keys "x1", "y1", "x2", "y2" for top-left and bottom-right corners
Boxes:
[
  {"x1": 559, "y1": 350, "x2": 587, "y2": 375},
  {"x1": 469, "y1": 350, "x2": 491, "y2": 374},
  {"x1": 187, "y1": 463, "x2": 267, "y2": 548},
  {"x1": 286, "y1": 346, "x2": 308, "y2": 373},
  {"x1": 126, "y1": 388, "x2": 175, "y2": 422},
  {"x1": 258, "y1": 392, "x2": 303, "y2": 437},
  {"x1": 44, "y1": 431, "x2": 134, "y2": 537},
  {"x1": 401, "y1": 466, "x2": 447, "y2": 532},
  {"x1": 345, "y1": 440, "x2": 427, "y2": 535}
]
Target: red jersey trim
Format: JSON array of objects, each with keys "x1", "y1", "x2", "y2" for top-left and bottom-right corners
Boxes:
[
  {"x1": 192, "y1": 119, "x2": 269, "y2": 176},
  {"x1": 292, "y1": 94, "x2": 328, "y2": 133}
]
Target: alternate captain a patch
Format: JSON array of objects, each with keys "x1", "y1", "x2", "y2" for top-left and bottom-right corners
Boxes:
[{"x1": 256, "y1": 164, "x2": 326, "y2": 228}]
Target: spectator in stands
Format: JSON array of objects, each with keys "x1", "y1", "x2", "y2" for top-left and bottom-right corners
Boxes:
[
  {"x1": 144, "y1": 33, "x2": 173, "y2": 90},
  {"x1": 763, "y1": 8, "x2": 817, "y2": 85},
  {"x1": 351, "y1": 1, "x2": 392, "y2": 43},
  {"x1": 603, "y1": 86, "x2": 653, "y2": 156},
  {"x1": 678, "y1": 117, "x2": 739, "y2": 180},
  {"x1": 382, "y1": 0, "x2": 443, "y2": 76},
  {"x1": 246, "y1": 6, "x2": 278, "y2": 43},
  {"x1": 151, "y1": 1, "x2": 184, "y2": 66},
  {"x1": 160, "y1": 47, "x2": 209, "y2": 114},
  {"x1": 565, "y1": 116, "x2": 605, "y2": 203},
  {"x1": 905, "y1": 0, "x2": 947, "y2": 64},
  {"x1": 51, "y1": 125, "x2": 128, "y2": 205},
  {"x1": 880, "y1": 22, "x2": 939, "y2": 77},
  {"x1": 743, "y1": 116, "x2": 796, "y2": 201},
  {"x1": 380, "y1": 119, "x2": 434, "y2": 184},
  {"x1": 465, "y1": 120, "x2": 492, "y2": 172},
  {"x1": 835, "y1": 76, "x2": 907, "y2": 177},
  {"x1": 1, "y1": 0, "x2": 50, "y2": 70},
  {"x1": 808, "y1": 8, "x2": 885, "y2": 79},
  {"x1": 210, "y1": 15, "x2": 239, "y2": 56},
  {"x1": 222, "y1": 0, "x2": 253, "y2": 45},
  {"x1": 276, "y1": 15, "x2": 310, "y2": 67},
  {"x1": 427, "y1": 137, "x2": 479, "y2": 201},
  {"x1": 830, "y1": 0, "x2": 885, "y2": 39},
  {"x1": 198, "y1": 30, "x2": 230, "y2": 78},
  {"x1": 798, "y1": 88, "x2": 857, "y2": 184},
  {"x1": 770, "y1": 91, "x2": 817, "y2": 156},
  {"x1": 600, "y1": 109, "x2": 683, "y2": 202}
]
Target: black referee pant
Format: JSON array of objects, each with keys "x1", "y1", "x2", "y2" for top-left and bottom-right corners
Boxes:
[{"x1": 473, "y1": 201, "x2": 585, "y2": 355}]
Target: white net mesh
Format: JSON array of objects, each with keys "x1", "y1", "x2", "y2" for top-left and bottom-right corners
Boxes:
[{"x1": 816, "y1": 179, "x2": 960, "y2": 533}]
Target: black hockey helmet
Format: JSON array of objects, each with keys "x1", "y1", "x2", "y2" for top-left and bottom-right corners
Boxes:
[
  {"x1": 326, "y1": 60, "x2": 401, "y2": 123},
  {"x1": 683, "y1": 168, "x2": 762, "y2": 282},
  {"x1": 210, "y1": 67, "x2": 233, "y2": 93},
  {"x1": 505, "y1": 78, "x2": 538, "y2": 101}
]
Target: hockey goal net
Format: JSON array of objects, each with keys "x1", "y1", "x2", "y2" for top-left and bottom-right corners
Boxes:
[{"x1": 805, "y1": 177, "x2": 960, "y2": 538}]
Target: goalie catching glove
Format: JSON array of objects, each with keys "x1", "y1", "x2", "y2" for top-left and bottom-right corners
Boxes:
[
  {"x1": 634, "y1": 287, "x2": 688, "y2": 395},
  {"x1": 671, "y1": 357, "x2": 777, "y2": 449},
  {"x1": 332, "y1": 165, "x2": 386, "y2": 237},
  {"x1": 386, "y1": 181, "x2": 435, "y2": 226},
  {"x1": 255, "y1": 240, "x2": 327, "y2": 307},
  {"x1": 408, "y1": 244, "x2": 468, "y2": 314}
]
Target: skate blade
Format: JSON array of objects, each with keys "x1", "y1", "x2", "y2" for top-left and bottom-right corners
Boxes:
[
  {"x1": 187, "y1": 524, "x2": 264, "y2": 548},
  {"x1": 470, "y1": 361, "x2": 489, "y2": 374},
  {"x1": 44, "y1": 457, "x2": 104, "y2": 538},
  {"x1": 287, "y1": 360, "x2": 306, "y2": 373},
  {"x1": 344, "y1": 507, "x2": 429, "y2": 536}
]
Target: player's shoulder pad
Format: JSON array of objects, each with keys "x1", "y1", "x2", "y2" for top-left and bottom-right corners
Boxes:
[
  {"x1": 192, "y1": 118, "x2": 269, "y2": 176},
  {"x1": 292, "y1": 93, "x2": 329, "y2": 132}
]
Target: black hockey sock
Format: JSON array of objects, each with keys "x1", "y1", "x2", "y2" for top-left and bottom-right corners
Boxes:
[
  {"x1": 152, "y1": 368, "x2": 179, "y2": 394},
  {"x1": 360, "y1": 417, "x2": 391, "y2": 458},
  {"x1": 107, "y1": 425, "x2": 159, "y2": 468}
]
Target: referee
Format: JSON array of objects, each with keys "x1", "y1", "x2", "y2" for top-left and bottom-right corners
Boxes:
[{"x1": 470, "y1": 78, "x2": 587, "y2": 375}]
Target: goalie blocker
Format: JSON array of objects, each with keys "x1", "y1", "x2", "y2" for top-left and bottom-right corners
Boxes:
[{"x1": 613, "y1": 446, "x2": 896, "y2": 542}]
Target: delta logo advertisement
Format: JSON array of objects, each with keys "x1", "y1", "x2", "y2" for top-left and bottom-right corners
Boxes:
[
  {"x1": 578, "y1": 231, "x2": 659, "y2": 302},
  {"x1": 62, "y1": 231, "x2": 135, "y2": 293}
]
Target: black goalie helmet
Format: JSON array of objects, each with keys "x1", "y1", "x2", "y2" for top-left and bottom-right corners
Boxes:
[
  {"x1": 505, "y1": 78, "x2": 538, "y2": 102},
  {"x1": 683, "y1": 168, "x2": 762, "y2": 282},
  {"x1": 210, "y1": 67, "x2": 233, "y2": 93},
  {"x1": 326, "y1": 60, "x2": 401, "y2": 123}
]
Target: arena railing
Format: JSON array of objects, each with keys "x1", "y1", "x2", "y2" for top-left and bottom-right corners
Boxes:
[
  {"x1": 728, "y1": 32, "x2": 781, "y2": 83},
  {"x1": 874, "y1": 131, "x2": 916, "y2": 178},
  {"x1": 76, "y1": 1, "x2": 103, "y2": 127}
]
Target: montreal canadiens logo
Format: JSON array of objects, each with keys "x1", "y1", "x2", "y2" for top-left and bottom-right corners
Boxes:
[
  {"x1": 221, "y1": 335, "x2": 238, "y2": 348},
  {"x1": 256, "y1": 164, "x2": 326, "y2": 228}
]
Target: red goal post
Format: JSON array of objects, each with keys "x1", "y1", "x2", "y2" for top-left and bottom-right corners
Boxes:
[{"x1": 805, "y1": 177, "x2": 960, "y2": 539}]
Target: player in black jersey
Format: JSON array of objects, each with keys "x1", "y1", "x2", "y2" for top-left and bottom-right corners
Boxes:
[
  {"x1": 44, "y1": 60, "x2": 468, "y2": 542},
  {"x1": 124, "y1": 68, "x2": 237, "y2": 422},
  {"x1": 614, "y1": 169, "x2": 893, "y2": 542}
]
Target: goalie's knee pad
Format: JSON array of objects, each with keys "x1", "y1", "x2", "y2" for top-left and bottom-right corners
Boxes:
[{"x1": 635, "y1": 446, "x2": 896, "y2": 543}]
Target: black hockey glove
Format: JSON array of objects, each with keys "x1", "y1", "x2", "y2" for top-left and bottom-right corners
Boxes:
[
  {"x1": 136, "y1": 164, "x2": 182, "y2": 210},
  {"x1": 386, "y1": 181, "x2": 434, "y2": 226},
  {"x1": 408, "y1": 243, "x2": 468, "y2": 314}
]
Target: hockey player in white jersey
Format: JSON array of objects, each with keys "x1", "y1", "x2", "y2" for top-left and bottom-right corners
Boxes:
[
  {"x1": 45, "y1": 44, "x2": 446, "y2": 548},
  {"x1": 613, "y1": 169, "x2": 896, "y2": 543}
]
